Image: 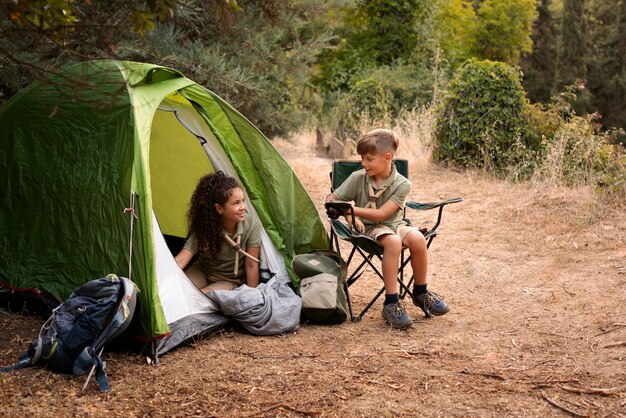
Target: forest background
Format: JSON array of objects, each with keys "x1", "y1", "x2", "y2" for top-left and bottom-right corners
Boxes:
[{"x1": 1, "y1": 0, "x2": 625, "y2": 201}]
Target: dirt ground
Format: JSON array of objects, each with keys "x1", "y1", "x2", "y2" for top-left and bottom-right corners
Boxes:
[{"x1": 1, "y1": 133, "x2": 625, "y2": 417}]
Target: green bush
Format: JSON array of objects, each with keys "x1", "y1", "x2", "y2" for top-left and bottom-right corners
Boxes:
[
  {"x1": 434, "y1": 59, "x2": 538, "y2": 171},
  {"x1": 333, "y1": 78, "x2": 389, "y2": 141},
  {"x1": 361, "y1": 62, "x2": 438, "y2": 117},
  {"x1": 534, "y1": 113, "x2": 626, "y2": 203},
  {"x1": 524, "y1": 103, "x2": 563, "y2": 143}
]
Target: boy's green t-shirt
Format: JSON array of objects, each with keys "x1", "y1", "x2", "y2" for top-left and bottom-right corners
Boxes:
[
  {"x1": 183, "y1": 214, "x2": 262, "y2": 284},
  {"x1": 332, "y1": 163, "x2": 411, "y2": 231}
]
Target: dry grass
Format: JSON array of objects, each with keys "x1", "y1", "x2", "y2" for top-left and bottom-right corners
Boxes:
[{"x1": 1, "y1": 132, "x2": 625, "y2": 417}]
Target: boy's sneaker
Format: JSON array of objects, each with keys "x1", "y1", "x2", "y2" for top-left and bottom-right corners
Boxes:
[
  {"x1": 412, "y1": 291, "x2": 450, "y2": 317},
  {"x1": 382, "y1": 302, "x2": 413, "y2": 329}
]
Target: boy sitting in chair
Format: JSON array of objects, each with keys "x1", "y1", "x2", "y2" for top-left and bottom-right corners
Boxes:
[{"x1": 325, "y1": 128, "x2": 450, "y2": 329}]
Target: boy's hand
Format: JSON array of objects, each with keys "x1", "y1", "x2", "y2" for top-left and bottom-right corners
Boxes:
[{"x1": 353, "y1": 217, "x2": 365, "y2": 234}]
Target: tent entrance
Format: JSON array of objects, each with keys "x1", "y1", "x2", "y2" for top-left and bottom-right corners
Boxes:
[
  {"x1": 150, "y1": 101, "x2": 214, "y2": 242},
  {"x1": 147, "y1": 94, "x2": 291, "y2": 355},
  {"x1": 149, "y1": 95, "x2": 290, "y2": 283}
]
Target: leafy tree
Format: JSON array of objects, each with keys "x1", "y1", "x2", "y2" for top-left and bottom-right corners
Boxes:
[
  {"x1": 432, "y1": 0, "x2": 477, "y2": 67},
  {"x1": 353, "y1": 0, "x2": 428, "y2": 65},
  {"x1": 0, "y1": 0, "x2": 339, "y2": 136},
  {"x1": 0, "y1": 0, "x2": 178, "y2": 102},
  {"x1": 520, "y1": 0, "x2": 557, "y2": 103},
  {"x1": 313, "y1": 0, "x2": 436, "y2": 123},
  {"x1": 553, "y1": 0, "x2": 590, "y2": 114},
  {"x1": 471, "y1": 0, "x2": 537, "y2": 65},
  {"x1": 587, "y1": 0, "x2": 626, "y2": 134}
]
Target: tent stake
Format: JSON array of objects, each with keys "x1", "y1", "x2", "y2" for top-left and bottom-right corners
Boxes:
[{"x1": 81, "y1": 347, "x2": 105, "y2": 393}]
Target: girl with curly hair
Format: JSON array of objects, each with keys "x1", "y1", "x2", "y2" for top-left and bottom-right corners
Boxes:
[{"x1": 175, "y1": 171, "x2": 261, "y2": 292}]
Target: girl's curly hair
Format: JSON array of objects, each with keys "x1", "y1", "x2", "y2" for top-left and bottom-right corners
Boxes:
[{"x1": 187, "y1": 171, "x2": 241, "y2": 262}]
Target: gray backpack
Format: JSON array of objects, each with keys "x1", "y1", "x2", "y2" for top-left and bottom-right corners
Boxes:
[{"x1": 292, "y1": 250, "x2": 348, "y2": 324}]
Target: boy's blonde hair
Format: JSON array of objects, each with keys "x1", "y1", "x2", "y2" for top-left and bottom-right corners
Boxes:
[{"x1": 356, "y1": 129, "x2": 399, "y2": 156}]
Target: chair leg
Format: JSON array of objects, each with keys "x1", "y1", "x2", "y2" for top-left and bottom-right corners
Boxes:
[
  {"x1": 344, "y1": 249, "x2": 391, "y2": 321},
  {"x1": 398, "y1": 252, "x2": 412, "y2": 299},
  {"x1": 350, "y1": 286, "x2": 385, "y2": 322}
]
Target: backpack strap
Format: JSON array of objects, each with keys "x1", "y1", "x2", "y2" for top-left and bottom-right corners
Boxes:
[
  {"x1": 75, "y1": 347, "x2": 110, "y2": 393},
  {"x1": 0, "y1": 310, "x2": 58, "y2": 373},
  {"x1": 0, "y1": 352, "x2": 32, "y2": 372},
  {"x1": 79, "y1": 276, "x2": 137, "y2": 393},
  {"x1": 31, "y1": 313, "x2": 55, "y2": 365}
]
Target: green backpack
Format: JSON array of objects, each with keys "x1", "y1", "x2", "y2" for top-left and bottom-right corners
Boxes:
[{"x1": 292, "y1": 250, "x2": 348, "y2": 324}]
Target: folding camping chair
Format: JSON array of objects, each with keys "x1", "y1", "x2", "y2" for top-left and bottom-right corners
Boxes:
[{"x1": 324, "y1": 159, "x2": 462, "y2": 322}]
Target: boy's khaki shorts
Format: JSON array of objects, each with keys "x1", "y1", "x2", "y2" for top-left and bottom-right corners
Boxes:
[{"x1": 366, "y1": 224, "x2": 421, "y2": 245}]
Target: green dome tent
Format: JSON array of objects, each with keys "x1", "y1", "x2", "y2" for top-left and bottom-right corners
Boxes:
[{"x1": 0, "y1": 60, "x2": 329, "y2": 354}]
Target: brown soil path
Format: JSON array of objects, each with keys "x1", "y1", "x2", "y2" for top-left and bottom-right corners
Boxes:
[{"x1": 1, "y1": 133, "x2": 625, "y2": 417}]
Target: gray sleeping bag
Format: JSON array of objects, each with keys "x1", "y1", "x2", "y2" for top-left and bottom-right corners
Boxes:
[{"x1": 204, "y1": 278, "x2": 301, "y2": 335}]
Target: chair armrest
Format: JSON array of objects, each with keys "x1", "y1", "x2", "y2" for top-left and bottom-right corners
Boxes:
[
  {"x1": 405, "y1": 197, "x2": 463, "y2": 235},
  {"x1": 406, "y1": 197, "x2": 463, "y2": 211}
]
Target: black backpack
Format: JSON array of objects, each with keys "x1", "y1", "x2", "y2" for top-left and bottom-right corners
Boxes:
[{"x1": 1, "y1": 274, "x2": 137, "y2": 392}]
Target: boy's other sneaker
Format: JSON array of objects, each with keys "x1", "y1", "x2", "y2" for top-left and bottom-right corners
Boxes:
[
  {"x1": 413, "y1": 291, "x2": 450, "y2": 317},
  {"x1": 382, "y1": 302, "x2": 413, "y2": 329}
]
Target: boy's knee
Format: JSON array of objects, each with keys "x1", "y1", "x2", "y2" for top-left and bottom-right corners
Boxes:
[
  {"x1": 381, "y1": 233, "x2": 402, "y2": 253},
  {"x1": 405, "y1": 231, "x2": 426, "y2": 250}
]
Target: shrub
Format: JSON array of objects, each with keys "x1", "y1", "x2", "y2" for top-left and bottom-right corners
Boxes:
[
  {"x1": 333, "y1": 78, "x2": 389, "y2": 141},
  {"x1": 533, "y1": 114, "x2": 626, "y2": 204},
  {"x1": 359, "y1": 62, "x2": 439, "y2": 117},
  {"x1": 434, "y1": 59, "x2": 538, "y2": 172}
]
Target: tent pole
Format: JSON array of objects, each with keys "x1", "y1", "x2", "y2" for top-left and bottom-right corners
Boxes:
[{"x1": 123, "y1": 192, "x2": 137, "y2": 281}]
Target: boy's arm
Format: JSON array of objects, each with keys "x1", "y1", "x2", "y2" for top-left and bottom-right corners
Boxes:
[
  {"x1": 352, "y1": 199, "x2": 400, "y2": 223},
  {"x1": 326, "y1": 191, "x2": 399, "y2": 223}
]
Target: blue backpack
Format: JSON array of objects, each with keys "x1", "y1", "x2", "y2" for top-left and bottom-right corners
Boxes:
[{"x1": 1, "y1": 274, "x2": 137, "y2": 392}]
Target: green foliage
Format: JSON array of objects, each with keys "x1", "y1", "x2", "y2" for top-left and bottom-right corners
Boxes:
[
  {"x1": 0, "y1": 0, "x2": 339, "y2": 137},
  {"x1": 586, "y1": 0, "x2": 626, "y2": 135},
  {"x1": 334, "y1": 78, "x2": 389, "y2": 141},
  {"x1": 156, "y1": 0, "x2": 342, "y2": 136},
  {"x1": 6, "y1": 0, "x2": 78, "y2": 31},
  {"x1": 344, "y1": 0, "x2": 428, "y2": 65},
  {"x1": 524, "y1": 102, "x2": 563, "y2": 144},
  {"x1": 520, "y1": 0, "x2": 557, "y2": 104},
  {"x1": 437, "y1": 58, "x2": 626, "y2": 201},
  {"x1": 432, "y1": 0, "x2": 477, "y2": 67},
  {"x1": 361, "y1": 62, "x2": 439, "y2": 116},
  {"x1": 5, "y1": 0, "x2": 176, "y2": 35},
  {"x1": 435, "y1": 59, "x2": 537, "y2": 171},
  {"x1": 0, "y1": 0, "x2": 178, "y2": 102},
  {"x1": 313, "y1": 0, "x2": 439, "y2": 139},
  {"x1": 313, "y1": 1, "x2": 433, "y2": 98},
  {"x1": 553, "y1": 0, "x2": 590, "y2": 114},
  {"x1": 534, "y1": 113, "x2": 626, "y2": 202},
  {"x1": 471, "y1": 0, "x2": 538, "y2": 65}
]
